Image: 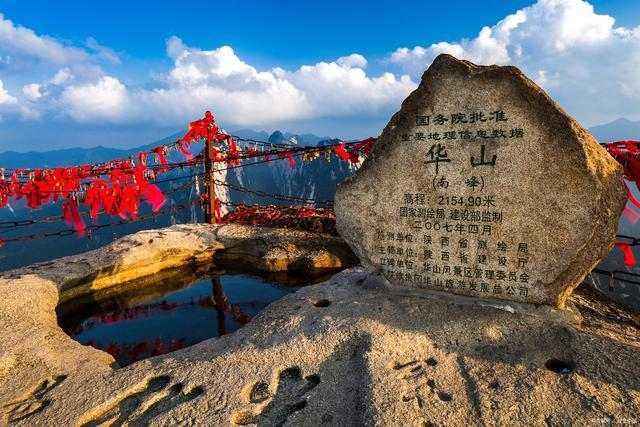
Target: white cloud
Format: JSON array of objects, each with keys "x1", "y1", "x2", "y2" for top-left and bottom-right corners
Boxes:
[
  {"x1": 387, "y1": 0, "x2": 640, "y2": 125},
  {"x1": 0, "y1": 80, "x2": 17, "y2": 104},
  {"x1": 138, "y1": 40, "x2": 311, "y2": 125},
  {"x1": 336, "y1": 54, "x2": 368, "y2": 69},
  {"x1": 22, "y1": 83, "x2": 41, "y2": 100},
  {"x1": 285, "y1": 61, "x2": 414, "y2": 117},
  {"x1": 147, "y1": 40, "x2": 413, "y2": 125},
  {"x1": 59, "y1": 76, "x2": 130, "y2": 122},
  {"x1": 18, "y1": 104, "x2": 41, "y2": 120},
  {"x1": 0, "y1": 13, "x2": 88, "y2": 65},
  {"x1": 4, "y1": 0, "x2": 640, "y2": 133},
  {"x1": 32, "y1": 38, "x2": 414, "y2": 127},
  {"x1": 85, "y1": 37, "x2": 121, "y2": 64},
  {"x1": 50, "y1": 68, "x2": 72, "y2": 85}
]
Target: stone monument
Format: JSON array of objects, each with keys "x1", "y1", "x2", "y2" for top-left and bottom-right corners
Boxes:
[{"x1": 335, "y1": 54, "x2": 627, "y2": 307}]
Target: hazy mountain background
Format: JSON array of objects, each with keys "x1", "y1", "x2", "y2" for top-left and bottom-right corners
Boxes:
[
  {"x1": 0, "y1": 130, "x2": 332, "y2": 169},
  {"x1": 589, "y1": 118, "x2": 640, "y2": 143},
  {"x1": 0, "y1": 132, "x2": 183, "y2": 169},
  {"x1": 1, "y1": 118, "x2": 634, "y2": 168}
]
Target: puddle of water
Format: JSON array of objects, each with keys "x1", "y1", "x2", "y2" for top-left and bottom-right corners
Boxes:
[{"x1": 57, "y1": 269, "x2": 327, "y2": 367}]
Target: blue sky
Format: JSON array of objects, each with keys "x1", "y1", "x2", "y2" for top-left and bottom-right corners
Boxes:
[
  {"x1": 0, "y1": 0, "x2": 639, "y2": 151},
  {"x1": 1, "y1": 1, "x2": 540, "y2": 67}
]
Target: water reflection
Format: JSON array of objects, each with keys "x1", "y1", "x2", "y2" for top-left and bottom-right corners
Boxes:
[{"x1": 57, "y1": 268, "x2": 327, "y2": 367}]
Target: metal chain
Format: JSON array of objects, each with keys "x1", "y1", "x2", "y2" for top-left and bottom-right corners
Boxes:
[
  {"x1": 213, "y1": 179, "x2": 334, "y2": 206},
  {"x1": 0, "y1": 179, "x2": 200, "y2": 229},
  {"x1": 1, "y1": 160, "x2": 204, "y2": 187},
  {"x1": 614, "y1": 234, "x2": 640, "y2": 246},
  {"x1": 0, "y1": 146, "x2": 339, "y2": 230},
  {"x1": 0, "y1": 198, "x2": 201, "y2": 244},
  {"x1": 0, "y1": 140, "x2": 364, "y2": 188},
  {"x1": 590, "y1": 268, "x2": 640, "y2": 290},
  {"x1": 0, "y1": 140, "x2": 371, "y2": 237}
]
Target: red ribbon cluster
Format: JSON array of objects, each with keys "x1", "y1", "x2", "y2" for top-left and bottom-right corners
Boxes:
[
  {"x1": 334, "y1": 137, "x2": 375, "y2": 162},
  {"x1": 605, "y1": 141, "x2": 640, "y2": 221},
  {"x1": 0, "y1": 161, "x2": 169, "y2": 235},
  {"x1": 182, "y1": 111, "x2": 219, "y2": 145},
  {"x1": 182, "y1": 110, "x2": 246, "y2": 166},
  {"x1": 221, "y1": 204, "x2": 337, "y2": 234},
  {"x1": 0, "y1": 111, "x2": 227, "y2": 232},
  {"x1": 0, "y1": 110, "x2": 377, "y2": 241},
  {"x1": 603, "y1": 140, "x2": 640, "y2": 266}
]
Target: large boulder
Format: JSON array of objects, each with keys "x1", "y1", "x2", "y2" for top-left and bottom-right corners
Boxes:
[{"x1": 335, "y1": 54, "x2": 627, "y2": 307}]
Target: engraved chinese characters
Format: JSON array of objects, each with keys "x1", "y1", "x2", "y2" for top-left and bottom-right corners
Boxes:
[{"x1": 335, "y1": 54, "x2": 627, "y2": 307}]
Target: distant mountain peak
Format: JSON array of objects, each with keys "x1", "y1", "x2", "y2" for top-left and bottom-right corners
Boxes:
[
  {"x1": 589, "y1": 117, "x2": 640, "y2": 142},
  {"x1": 611, "y1": 117, "x2": 636, "y2": 124},
  {"x1": 596, "y1": 117, "x2": 637, "y2": 127},
  {"x1": 269, "y1": 130, "x2": 285, "y2": 144}
]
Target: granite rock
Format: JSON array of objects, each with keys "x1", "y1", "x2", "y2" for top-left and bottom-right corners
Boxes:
[
  {"x1": 335, "y1": 54, "x2": 627, "y2": 307},
  {"x1": 0, "y1": 255, "x2": 638, "y2": 426}
]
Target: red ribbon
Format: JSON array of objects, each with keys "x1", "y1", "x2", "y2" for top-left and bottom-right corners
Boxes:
[
  {"x1": 615, "y1": 241, "x2": 637, "y2": 266},
  {"x1": 178, "y1": 141, "x2": 193, "y2": 161},
  {"x1": 62, "y1": 200, "x2": 86, "y2": 235},
  {"x1": 605, "y1": 142, "x2": 640, "y2": 223},
  {"x1": 623, "y1": 205, "x2": 640, "y2": 224},
  {"x1": 214, "y1": 197, "x2": 222, "y2": 223},
  {"x1": 182, "y1": 110, "x2": 218, "y2": 144},
  {"x1": 141, "y1": 184, "x2": 167, "y2": 212},
  {"x1": 334, "y1": 143, "x2": 350, "y2": 161}
]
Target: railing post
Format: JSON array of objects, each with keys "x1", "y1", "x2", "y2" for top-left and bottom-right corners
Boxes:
[{"x1": 204, "y1": 138, "x2": 216, "y2": 224}]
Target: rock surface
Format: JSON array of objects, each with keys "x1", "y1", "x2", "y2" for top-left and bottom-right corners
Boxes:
[
  {"x1": 335, "y1": 54, "x2": 627, "y2": 308},
  {"x1": 0, "y1": 223, "x2": 356, "y2": 304},
  {"x1": 0, "y1": 225, "x2": 638, "y2": 426}
]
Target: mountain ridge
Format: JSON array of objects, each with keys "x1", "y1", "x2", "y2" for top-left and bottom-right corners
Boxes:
[
  {"x1": 589, "y1": 118, "x2": 640, "y2": 142},
  {"x1": 0, "y1": 130, "x2": 329, "y2": 169},
  {"x1": 2, "y1": 117, "x2": 635, "y2": 168}
]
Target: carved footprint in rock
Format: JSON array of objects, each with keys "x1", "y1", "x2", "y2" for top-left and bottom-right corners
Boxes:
[
  {"x1": 1, "y1": 375, "x2": 67, "y2": 423},
  {"x1": 81, "y1": 375, "x2": 204, "y2": 427},
  {"x1": 390, "y1": 358, "x2": 453, "y2": 409},
  {"x1": 232, "y1": 367, "x2": 320, "y2": 426}
]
